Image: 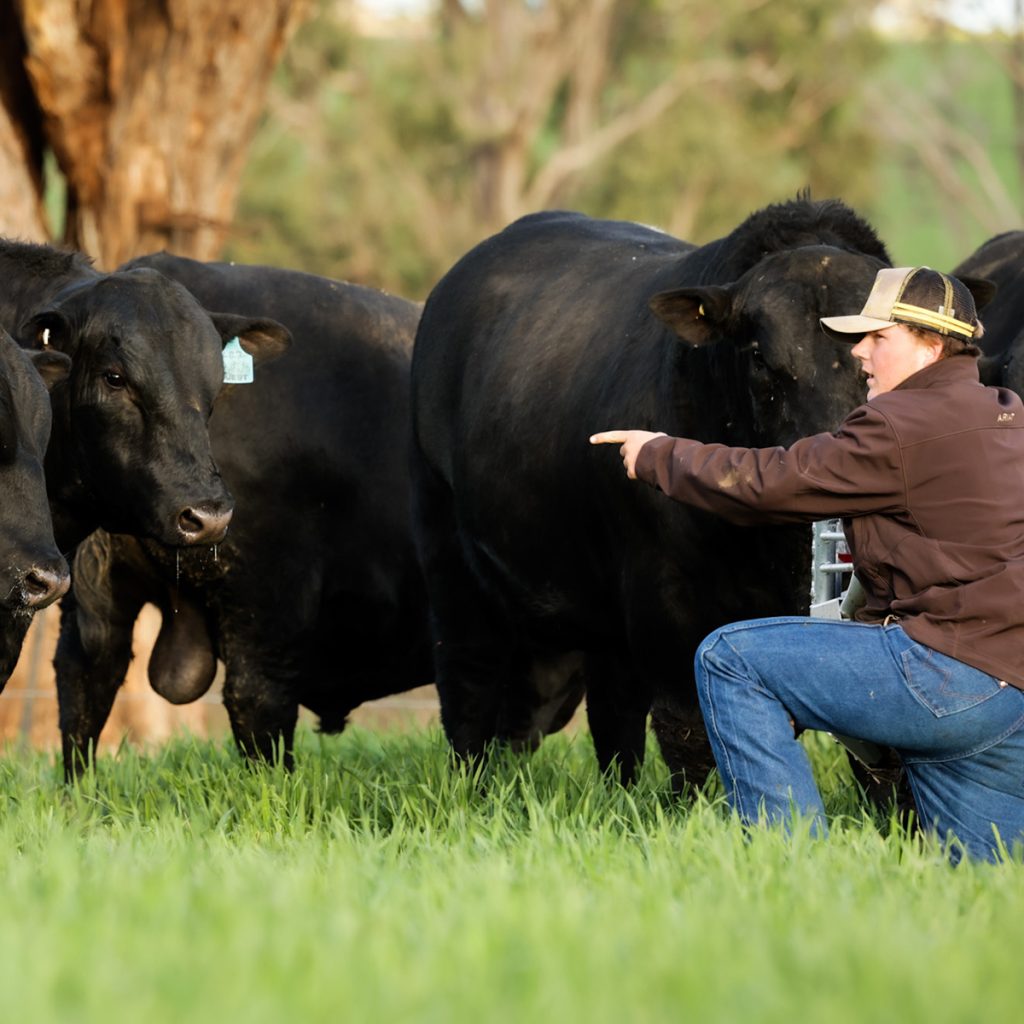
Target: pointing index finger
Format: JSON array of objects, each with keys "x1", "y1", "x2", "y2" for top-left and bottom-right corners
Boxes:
[{"x1": 590, "y1": 431, "x2": 629, "y2": 445}]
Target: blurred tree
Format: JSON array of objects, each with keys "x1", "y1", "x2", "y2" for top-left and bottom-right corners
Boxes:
[
  {"x1": 231, "y1": 0, "x2": 884, "y2": 298},
  {"x1": 0, "y1": 4, "x2": 47, "y2": 240},
  {"x1": 576, "y1": 0, "x2": 883, "y2": 242},
  {"x1": 859, "y1": 1, "x2": 1021, "y2": 266},
  {"x1": 2, "y1": 0, "x2": 309, "y2": 266}
]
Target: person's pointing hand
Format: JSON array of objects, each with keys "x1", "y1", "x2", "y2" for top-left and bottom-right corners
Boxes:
[{"x1": 590, "y1": 430, "x2": 666, "y2": 479}]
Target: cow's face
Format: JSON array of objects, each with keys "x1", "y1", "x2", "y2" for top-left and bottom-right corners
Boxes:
[
  {"x1": 0, "y1": 331, "x2": 71, "y2": 620},
  {"x1": 650, "y1": 246, "x2": 883, "y2": 445},
  {"x1": 23, "y1": 269, "x2": 290, "y2": 547}
]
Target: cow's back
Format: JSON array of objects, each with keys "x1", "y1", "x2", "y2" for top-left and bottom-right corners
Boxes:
[
  {"x1": 413, "y1": 212, "x2": 694, "y2": 490},
  {"x1": 954, "y1": 232, "x2": 1024, "y2": 352}
]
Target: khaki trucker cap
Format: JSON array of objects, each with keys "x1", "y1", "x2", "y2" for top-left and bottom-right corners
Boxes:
[{"x1": 820, "y1": 267, "x2": 979, "y2": 342}]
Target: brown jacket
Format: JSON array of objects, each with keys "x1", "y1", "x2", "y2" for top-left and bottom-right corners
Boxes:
[{"x1": 636, "y1": 355, "x2": 1024, "y2": 689}]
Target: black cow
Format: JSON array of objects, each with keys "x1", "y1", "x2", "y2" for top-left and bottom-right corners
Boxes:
[
  {"x1": 0, "y1": 328, "x2": 71, "y2": 683},
  {"x1": 55, "y1": 255, "x2": 432, "y2": 774},
  {"x1": 0, "y1": 240, "x2": 290, "y2": 551},
  {"x1": 411, "y1": 197, "x2": 889, "y2": 785},
  {"x1": 952, "y1": 231, "x2": 1023, "y2": 393},
  {"x1": 0, "y1": 238, "x2": 290, "y2": 695}
]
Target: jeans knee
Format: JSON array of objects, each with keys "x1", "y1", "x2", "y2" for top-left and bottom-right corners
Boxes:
[
  {"x1": 694, "y1": 628, "x2": 747, "y2": 705},
  {"x1": 695, "y1": 626, "x2": 727, "y2": 666},
  {"x1": 695, "y1": 625, "x2": 740, "y2": 669}
]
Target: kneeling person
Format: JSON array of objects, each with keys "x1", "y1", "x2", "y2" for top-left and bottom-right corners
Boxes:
[{"x1": 592, "y1": 266, "x2": 1024, "y2": 863}]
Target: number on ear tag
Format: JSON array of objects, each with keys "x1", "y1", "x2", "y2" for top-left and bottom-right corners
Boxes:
[{"x1": 222, "y1": 336, "x2": 254, "y2": 384}]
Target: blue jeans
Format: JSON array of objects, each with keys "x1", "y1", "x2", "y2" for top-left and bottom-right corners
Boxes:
[{"x1": 694, "y1": 617, "x2": 1024, "y2": 862}]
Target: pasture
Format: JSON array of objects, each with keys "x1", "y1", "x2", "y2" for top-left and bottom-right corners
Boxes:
[{"x1": 1, "y1": 726, "x2": 1021, "y2": 1023}]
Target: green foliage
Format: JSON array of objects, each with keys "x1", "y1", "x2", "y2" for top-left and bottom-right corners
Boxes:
[
  {"x1": 580, "y1": 0, "x2": 882, "y2": 240},
  {"x1": 227, "y1": 4, "x2": 1019, "y2": 301},
  {"x1": 868, "y1": 34, "x2": 1021, "y2": 269},
  {"x1": 0, "y1": 727, "x2": 1021, "y2": 1023},
  {"x1": 228, "y1": 0, "x2": 889, "y2": 298}
]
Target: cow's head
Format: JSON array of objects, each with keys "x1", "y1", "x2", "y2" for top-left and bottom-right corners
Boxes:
[
  {"x1": 649, "y1": 246, "x2": 886, "y2": 445},
  {"x1": 20, "y1": 268, "x2": 291, "y2": 549},
  {"x1": 0, "y1": 331, "x2": 71, "y2": 633}
]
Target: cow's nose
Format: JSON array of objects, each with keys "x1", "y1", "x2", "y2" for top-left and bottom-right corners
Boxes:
[
  {"x1": 19, "y1": 561, "x2": 71, "y2": 609},
  {"x1": 177, "y1": 503, "x2": 234, "y2": 545}
]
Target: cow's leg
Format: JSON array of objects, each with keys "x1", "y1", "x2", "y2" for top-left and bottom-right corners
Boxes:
[
  {"x1": 219, "y1": 642, "x2": 300, "y2": 768},
  {"x1": 497, "y1": 650, "x2": 586, "y2": 751},
  {"x1": 650, "y1": 698, "x2": 716, "y2": 795},
  {"x1": 56, "y1": 546, "x2": 148, "y2": 781},
  {"x1": 584, "y1": 651, "x2": 651, "y2": 785},
  {"x1": 412, "y1": 458, "x2": 512, "y2": 760},
  {"x1": 844, "y1": 745, "x2": 917, "y2": 825},
  {"x1": 432, "y1": 601, "x2": 514, "y2": 760}
]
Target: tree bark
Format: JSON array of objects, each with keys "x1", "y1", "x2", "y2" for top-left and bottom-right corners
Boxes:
[
  {"x1": 0, "y1": 2, "x2": 48, "y2": 240},
  {"x1": 15, "y1": 0, "x2": 308, "y2": 266}
]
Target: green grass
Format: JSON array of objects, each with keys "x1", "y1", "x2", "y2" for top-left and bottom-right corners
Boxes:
[{"x1": 0, "y1": 727, "x2": 1021, "y2": 1024}]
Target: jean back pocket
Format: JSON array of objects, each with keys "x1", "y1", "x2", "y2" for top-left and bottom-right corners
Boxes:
[{"x1": 900, "y1": 642, "x2": 1003, "y2": 717}]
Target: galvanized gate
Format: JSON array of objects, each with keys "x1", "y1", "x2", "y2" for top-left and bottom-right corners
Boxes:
[{"x1": 810, "y1": 518, "x2": 855, "y2": 615}]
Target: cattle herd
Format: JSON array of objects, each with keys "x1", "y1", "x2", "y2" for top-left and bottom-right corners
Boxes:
[{"x1": 0, "y1": 197, "x2": 1018, "y2": 792}]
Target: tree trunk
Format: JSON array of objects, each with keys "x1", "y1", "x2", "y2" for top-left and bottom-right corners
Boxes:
[
  {"x1": 3, "y1": 0, "x2": 308, "y2": 750},
  {"x1": 15, "y1": 0, "x2": 308, "y2": 266},
  {"x1": 0, "y1": 2, "x2": 48, "y2": 240}
]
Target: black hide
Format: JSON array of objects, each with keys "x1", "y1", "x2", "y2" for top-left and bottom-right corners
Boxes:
[
  {"x1": 952, "y1": 231, "x2": 1024, "y2": 395},
  {"x1": 0, "y1": 237, "x2": 289, "y2": 684},
  {"x1": 410, "y1": 197, "x2": 890, "y2": 785},
  {"x1": 56, "y1": 254, "x2": 432, "y2": 775},
  {"x1": 0, "y1": 328, "x2": 70, "y2": 685}
]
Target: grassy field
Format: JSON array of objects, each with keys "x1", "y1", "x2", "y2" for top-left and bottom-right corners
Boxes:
[{"x1": 0, "y1": 726, "x2": 1021, "y2": 1024}]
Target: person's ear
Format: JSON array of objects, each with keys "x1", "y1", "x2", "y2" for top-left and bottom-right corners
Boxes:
[{"x1": 924, "y1": 334, "x2": 945, "y2": 365}]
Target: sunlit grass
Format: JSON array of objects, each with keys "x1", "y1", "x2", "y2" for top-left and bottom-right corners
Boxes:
[{"x1": 0, "y1": 727, "x2": 1020, "y2": 1024}]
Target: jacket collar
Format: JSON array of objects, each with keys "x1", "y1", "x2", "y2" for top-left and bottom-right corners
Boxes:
[{"x1": 892, "y1": 353, "x2": 980, "y2": 393}]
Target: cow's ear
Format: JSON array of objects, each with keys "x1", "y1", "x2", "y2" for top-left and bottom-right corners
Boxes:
[
  {"x1": 207, "y1": 313, "x2": 293, "y2": 368},
  {"x1": 649, "y1": 286, "x2": 732, "y2": 346},
  {"x1": 21, "y1": 309, "x2": 76, "y2": 355},
  {"x1": 27, "y1": 349, "x2": 72, "y2": 391},
  {"x1": 957, "y1": 275, "x2": 997, "y2": 312}
]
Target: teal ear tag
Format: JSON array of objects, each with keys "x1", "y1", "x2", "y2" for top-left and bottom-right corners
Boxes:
[{"x1": 222, "y1": 336, "x2": 254, "y2": 384}]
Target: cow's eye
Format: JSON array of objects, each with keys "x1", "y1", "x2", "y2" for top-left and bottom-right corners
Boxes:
[
  {"x1": 741, "y1": 339, "x2": 766, "y2": 366},
  {"x1": 103, "y1": 371, "x2": 127, "y2": 390}
]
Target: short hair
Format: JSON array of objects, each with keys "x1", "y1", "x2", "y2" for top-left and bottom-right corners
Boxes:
[{"x1": 906, "y1": 321, "x2": 983, "y2": 358}]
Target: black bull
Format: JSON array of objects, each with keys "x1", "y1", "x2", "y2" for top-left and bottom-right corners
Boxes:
[
  {"x1": 0, "y1": 329, "x2": 71, "y2": 683},
  {"x1": 56, "y1": 255, "x2": 433, "y2": 774},
  {"x1": 952, "y1": 231, "x2": 1024, "y2": 395},
  {"x1": 0, "y1": 241, "x2": 291, "y2": 554},
  {"x1": 411, "y1": 198, "x2": 888, "y2": 785},
  {"x1": 0, "y1": 239, "x2": 290, "y2": 687}
]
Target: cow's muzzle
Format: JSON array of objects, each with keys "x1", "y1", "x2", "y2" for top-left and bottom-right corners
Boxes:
[
  {"x1": 176, "y1": 502, "x2": 234, "y2": 545},
  {"x1": 13, "y1": 559, "x2": 71, "y2": 610}
]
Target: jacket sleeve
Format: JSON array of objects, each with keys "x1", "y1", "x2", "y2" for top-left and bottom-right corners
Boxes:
[{"x1": 633, "y1": 404, "x2": 906, "y2": 525}]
